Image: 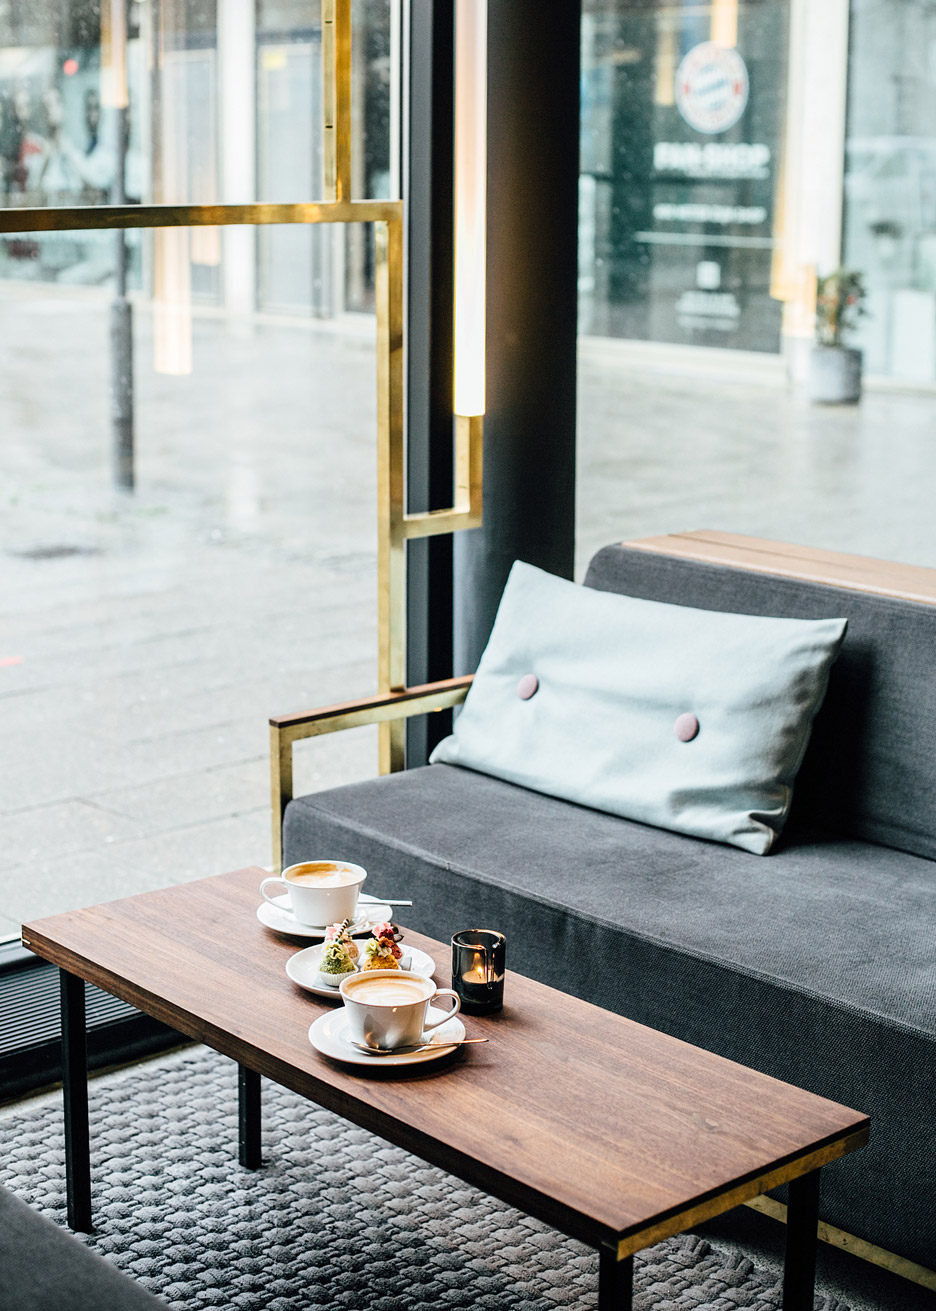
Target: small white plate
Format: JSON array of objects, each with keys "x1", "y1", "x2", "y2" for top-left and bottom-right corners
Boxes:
[
  {"x1": 286, "y1": 944, "x2": 436, "y2": 999},
  {"x1": 308, "y1": 1006, "x2": 466, "y2": 1067},
  {"x1": 257, "y1": 892, "x2": 394, "y2": 939}
]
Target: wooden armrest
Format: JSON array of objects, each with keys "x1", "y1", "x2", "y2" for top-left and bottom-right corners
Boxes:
[
  {"x1": 270, "y1": 675, "x2": 473, "y2": 743},
  {"x1": 624, "y1": 531, "x2": 936, "y2": 606},
  {"x1": 269, "y1": 675, "x2": 473, "y2": 873}
]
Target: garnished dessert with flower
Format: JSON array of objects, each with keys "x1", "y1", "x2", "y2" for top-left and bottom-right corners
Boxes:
[
  {"x1": 324, "y1": 917, "x2": 359, "y2": 962},
  {"x1": 316, "y1": 939, "x2": 357, "y2": 987},
  {"x1": 361, "y1": 922, "x2": 404, "y2": 971}
]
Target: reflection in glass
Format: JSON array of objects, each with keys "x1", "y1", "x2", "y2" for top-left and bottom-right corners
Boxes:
[
  {"x1": 0, "y1": 0, "x2": 395, "y2": 313},
  {"x1": 844, "y1": 0, "x2": 936, "y2": 383},
  {"x1": 580, "y1": 0, "x2": 789, "y2": 352}
]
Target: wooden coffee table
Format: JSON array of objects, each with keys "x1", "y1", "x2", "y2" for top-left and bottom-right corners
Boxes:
[{"x1": 22, "y1": 867, "x2": 868, "y2": 1310}]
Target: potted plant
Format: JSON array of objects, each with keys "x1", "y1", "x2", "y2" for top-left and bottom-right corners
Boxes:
[{"x1": 808, "y1": 268, "x2": 867, "y2": 403}]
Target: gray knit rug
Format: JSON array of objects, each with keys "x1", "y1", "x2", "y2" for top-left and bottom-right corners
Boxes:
[{"x1": 0, "y1": 1048, "x2": 852, "y2": 1310}]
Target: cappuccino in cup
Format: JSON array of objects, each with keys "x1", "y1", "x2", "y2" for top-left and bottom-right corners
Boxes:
[
  {"x1": 259, "y1": 860, "x2": 366, "y2": 927},
  {"x1": 339, "y1": 969, "x2": 460, "y2": 1050},
  {"x1": 343, "y1": 976, "x2": 431, "y2": 1006}
]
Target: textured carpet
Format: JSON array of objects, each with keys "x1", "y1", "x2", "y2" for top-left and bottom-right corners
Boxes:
[{"x1": 0, "y1": 1048, "x2": 852, "y2": 1310}]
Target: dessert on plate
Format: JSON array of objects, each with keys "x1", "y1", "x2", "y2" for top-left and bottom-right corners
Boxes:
[
  {"x1": 360, "y1": 922, "x2": 404, "y2": 971},
  {"x1": 315, "y1": 939, "x2": 357, "y2": 989},
  {"x1": 324, "y1": 917, "x2": 359, "y2": 962}
]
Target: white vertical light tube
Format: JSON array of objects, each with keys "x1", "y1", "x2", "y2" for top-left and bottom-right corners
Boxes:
[
  {"x1": 219, "y1": 0, "x2": 257, "y2": 320},
  {"x1": 453, "y1": 0, "x2": 487, "y2": 418},
  {"x1": 710, "y1": 0, "x2": 739, "y2": 48},
  {"x1": 101, "y1": 0, "x2": 129, "y2": 109}
]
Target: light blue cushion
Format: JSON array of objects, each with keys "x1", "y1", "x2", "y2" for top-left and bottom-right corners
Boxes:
[{"x1": 430, "y1": 562, "x2": 847, "y2": 854}]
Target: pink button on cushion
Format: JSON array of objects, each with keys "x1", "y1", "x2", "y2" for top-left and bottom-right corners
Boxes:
[
  {"x1": 675, "y1": 713, "x2": 700, "y2": 742},
  {"x1": 517, "y1": 674, "x2": 539, "y2": 700}
]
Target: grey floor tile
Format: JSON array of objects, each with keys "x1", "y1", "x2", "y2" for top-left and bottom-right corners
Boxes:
[
  {"x1": 9, "y1": 851, "x2": 154, "y2": 927},
  {"x1": 93, "y1": 761, "x2": 271, "y2": 830},
  {"x1": 1, "y1": 798, "x2": 148, "y2": 867},
  {"x1": 0, "y1": 914, "x2": 20, "y2": 942}
]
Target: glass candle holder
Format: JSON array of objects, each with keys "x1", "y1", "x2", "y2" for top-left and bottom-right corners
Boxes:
[{"x1": 451, "y1": 929, "x2": 506, "y2": 1015}]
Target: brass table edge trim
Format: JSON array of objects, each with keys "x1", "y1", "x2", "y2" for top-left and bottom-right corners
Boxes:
[{"x1": 613, "y1": 1126, "x2": 869, "y2": 1260}]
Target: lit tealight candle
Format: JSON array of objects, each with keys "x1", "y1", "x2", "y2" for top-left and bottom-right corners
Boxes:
[{"x1": 452, "y1": 929, "x2": 505, "y2": 1015}]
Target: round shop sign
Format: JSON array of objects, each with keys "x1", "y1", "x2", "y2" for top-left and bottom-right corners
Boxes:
[{"x1": 675, "y1": 42, "x2": 749, "y2": 136}]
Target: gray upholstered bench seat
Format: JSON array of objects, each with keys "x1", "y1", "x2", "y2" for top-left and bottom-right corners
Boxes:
[
  {"x1": 0, "y1": 1182, "x2": 166, "y2": 1309},
  {"x1": 285, "y1": 762, "x2": 936, "y2": 1034}
]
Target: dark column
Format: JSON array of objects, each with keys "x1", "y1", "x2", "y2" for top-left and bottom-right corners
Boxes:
[
  {"x1": 238, "y1": 1063, "x2": 262, "y2": 1169},
  {"x1": 598, "y1": 1247, "x2": 634, "y2": 1310},
  {"x1": 405, "y1": 0, "x2": 456, "y2": 765},
  {"x1": 60, "y1": 970, "x2": 92, "y2": 1232},
  {"x1": 454, "y1": 0, "x2": 581, "y2": 674},
  {"x1": 783, "y1": 1169, "x2": 821, "y2": 1310}
]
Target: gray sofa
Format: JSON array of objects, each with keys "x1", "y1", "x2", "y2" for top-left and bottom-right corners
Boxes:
[
  {"x1": 281, "y1": 537, "x2": 936, "y2": 1278},
  {"x1": 0, "y1": 1181, "x2": 166, "y2": 1309}
]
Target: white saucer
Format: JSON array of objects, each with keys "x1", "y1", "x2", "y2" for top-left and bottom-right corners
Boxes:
[
  {"x1": 308, "y1": 1006, "x2": 466, "y2": 1067},
  {"x1": 257, "y1": 892, "x2": 394, "y2": 939},
  {"x1": 286, "y1": 944, "x2": 435, "y2": 999}
]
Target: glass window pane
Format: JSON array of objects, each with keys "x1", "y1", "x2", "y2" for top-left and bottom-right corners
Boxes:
[
  {"x1": 0, "y1": 0, "x2": 396, "y2": 220},
  {"x1": 0, "y1": 223, "x2": 380, "y2": 928},
  {"x1": 0, "y1": 1, "x2": 220, "y2": 213},
  {"x1": 580, "y1": 0, "x2": 788, "y2": 350},
  {"x1": 577, "y1": 0, "x2": 936, "y2": 577},
  {"x1": 844, "y1": 0, "x2": 936, "y2": 383}
]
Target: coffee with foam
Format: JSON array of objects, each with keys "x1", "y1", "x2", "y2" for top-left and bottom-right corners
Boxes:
[
  {"x1": 286, "y1": 864, "x2": 359, "y2": 888},
  {"x1": 339, "y1": 968, "x2": 461, "y2": 1049},
  {"x1": 343, "y1": 976, "x2": 432, "y2": 1006},
  {"x1": 259, "y1": 859, "x2": 366, "y2": 927}
]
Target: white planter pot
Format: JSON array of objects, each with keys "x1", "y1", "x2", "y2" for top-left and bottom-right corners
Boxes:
[{"x1": 808, "y1": 345, "x2": 863, "y2": 404}]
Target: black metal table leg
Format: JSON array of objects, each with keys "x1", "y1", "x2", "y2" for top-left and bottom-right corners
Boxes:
[
  {"x1": 598, "y1": 1246, "x2": 633, "y2": 1310},
  {"x1": 783, "y1": 1168, "x2": 821, "y2": 1310},
  {"x1": 60, "y1": 969, "x2": 92, "y2": 1232},
  {"x1": 238, "y1": 1064, "x2": 262, "y2": 1169}
]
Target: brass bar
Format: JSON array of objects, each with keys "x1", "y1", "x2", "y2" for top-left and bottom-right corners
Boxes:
[
  {"x1": 402, "y1": 508, "x2": 476, "y2": 540},
  {"x1": 272, "y1": 676, "x2": 472, "y2": 734},
  {"x1": 745, "y1": 1196, "x2": 936, "y2": 1293},
  {"x1": 322, "y1": 0, "x2": 337, "y2": 198},
  {"x1": 614, "y1": 1126, "x2": 869, "y2": 1261},
  {"x1": 276, "y1": 683, "x2": 471, "y2": 745},
  {"x1": 384, "y1": 716, "x2": 407, "y2": 780},
  {"x1": 268, "y1": 678, "x2": 471, "y2": 870},
  {"x1": 375, "y1": 217, "x2": 393, "y2": 700},
  {"x1": 374, "y1": 208, "x2": 406, "y2": 774},
  {"x1": 386, "y1": 211, "x2": 406, "y2": 695},
  {"x1": 269, "y1": 722, "x2": 293, "y2": 875},
  {"x1": 402, "y1": 413, "x2": 483, "y2": 537},
  {"x1": 0, "y1": 200, "x2": 402, "y2": 234},
  {"x1": 455, "y1": 412, "x2": 484, "y2": 522},
  {"x1": 334, "y1": 0, "x2": 353, "y2": 202}
]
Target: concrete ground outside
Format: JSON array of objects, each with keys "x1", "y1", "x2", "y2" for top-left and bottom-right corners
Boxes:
[{"x1": 2, "y1": 283, "x2": 936, "y2": 935}]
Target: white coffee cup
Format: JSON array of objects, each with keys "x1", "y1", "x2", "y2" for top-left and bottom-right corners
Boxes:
[
  {"x1": 339, "y1": 969, "x2": 460, "y2": 1050},
  {"x1": 259, "y1": 860, "x2": 366, "y2": 927}
]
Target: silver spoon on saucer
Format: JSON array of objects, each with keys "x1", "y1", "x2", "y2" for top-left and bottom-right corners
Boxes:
[{"x1": 349, "y1": 1038, "x2": 488, "y2": 1056}]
